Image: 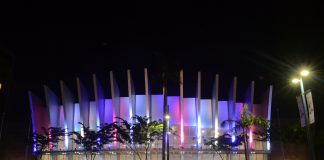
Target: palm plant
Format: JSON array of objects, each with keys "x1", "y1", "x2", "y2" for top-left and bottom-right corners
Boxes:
[{"x1": 220, "y1": 104, "x2": 269, "y2": 160}]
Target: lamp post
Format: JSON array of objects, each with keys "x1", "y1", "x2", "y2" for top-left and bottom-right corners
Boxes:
[{"x1": 292, "y1": 69, "x2": 316, "y2": 160}]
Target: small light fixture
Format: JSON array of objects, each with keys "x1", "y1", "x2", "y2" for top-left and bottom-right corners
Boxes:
[
  {"x1": 165, "y1": 114, "x2": 170, "y2": 120},
  {"x1": 292, "y1": 78, "x2": 300, "y2": 84}
]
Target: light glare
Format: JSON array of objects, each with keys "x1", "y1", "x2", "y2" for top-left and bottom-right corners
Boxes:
[
  {"x1": 231, "y1": 135, "x2": 236, "y2": 143},
  {"x1": 300, "y1": 70, "x2": 309, "y2": 77},
  {"x1": 292, "y1": 78, "x2": 299, "y2": 84}
]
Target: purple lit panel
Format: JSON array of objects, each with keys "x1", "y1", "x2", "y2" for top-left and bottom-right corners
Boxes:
[
  {"x1": 151, "y1": 95, "x2": 163, "y2": 121},
  {"x1": 218, "y1": 101, "x2": 229, "y2": 133},
  {"x1": 93, "y1": 74, "x2": 105, "y2": 124},
  {"x1": 200, "y1": 99, "x2": 212, "y2": 128},
  {"x1": 76, "y1": 78, "x2": 90, "y2": 127},
  {"x1": 110, "y1": 71, "x2": 120, "y2": 124},
  {"x1": 227, "y1": 77, "x2": 237, "y2": 120},
  {"x1": 234, "y1": 103, "x2": 244, "y2": 120},
  {"x1": 183, "y1": 98, "x2": 196, "y2": 126},
  {"x1": 28, "y1": 91, "x2": 50, "y2": 133},
  {"x1": 168, "y1": 96, "x2": 180, "y2": 125},
  {"x1": 44, "y1": 85, "x2": 60, "y2": 127},
  {"x1": 120, "y1": 97, "x2": 130, "y2": 121},
  {"x1": 104, "y1": 99, "x2": 113, "y2": 123},
  {"x1": 261, "y1": 86, "x2": 273, "y2": 120},
  {"x1": 60, "y1": 81, "x2": 74, "y2": 132},
  {"x1": 136, "y1": 95, "x2": 146, "y2": 117},
  {"x1": 59, "y1": 105, "x2": 65, "y2": 128},
  {"x1": 244, "y1": 81, "x2": 254, "y2": 112}
]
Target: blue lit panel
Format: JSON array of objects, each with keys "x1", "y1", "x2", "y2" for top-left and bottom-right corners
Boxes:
[
  {"x1": 151, "y1": 95, "x2": 163, "y2": 121},
  {"x1": 183, "y1": 98, "x2": 196, "y2": 126},
  {"x1": 44, "y1": 85, "x2": 60, "y2": 128},
  {"x1": 104, "y1": 99, "x2": 113, "y2": 123},
  {"x1": 200, "y1": 99, "x2": 212, "y2": 128},
  {"x1": 76, "y1": 78, "x2": 90, "y2": 127},
  {"x1": 74, "y1": 103, "x2": 81, "y2": 131},
  {"x1": 136, "y1": 95, "x2": 146, "y2": 117},
  {"x1": 168, "y1": 96, "x2": 180, "y2": 125},
  {"x1": 218, "y1": 101, "x2": 229, "y2": 133}
]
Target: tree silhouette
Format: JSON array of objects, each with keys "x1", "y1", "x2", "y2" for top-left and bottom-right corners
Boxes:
[
  {"x1": 204, "y1": 133, "x2": 244, "y2": 160},
  {"x1": 33, "y1": 127, "x2": 65, "y2": 160},
  {"x1": 112, "y1": 115, "x2": 174, "y2": 160},
  {"x1": 205, "y1": 104, "x2": 269, "y2": 160},
  {"x1": 221, "y1": 104, "x2": 270, "y2": 160},
  {"x1": 70, "y1": 122, "x2": 114, "y2": 160}
]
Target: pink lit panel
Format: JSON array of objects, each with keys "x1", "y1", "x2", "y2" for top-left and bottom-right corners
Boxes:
[{"x1": 120, "y1": 97, "x2": 130, "y2": 121}]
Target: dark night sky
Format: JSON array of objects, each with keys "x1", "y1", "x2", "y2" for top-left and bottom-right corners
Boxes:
[{"x1": 1, "y1": 0, "x2": 324, "y2": 159}]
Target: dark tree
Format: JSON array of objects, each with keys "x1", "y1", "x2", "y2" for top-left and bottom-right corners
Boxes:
[
  {"x1": 221, "y1": 104, "x2": 270, "y2": 160},
  {"x1": 70, "y1": 122, "x2": 114, "y2": 160},
  {"x1": 205, "y1": 104, "x2": 269, "y2": 160},
  {"x1": 33, "y1": 127, "x2": 65, "y2": 160},
  {"x1": 113, "y1": 115, "x2": 173, "y2": 160},
  {"x1": 204, "y1": 134, "x2": 244, "y2": 160}
]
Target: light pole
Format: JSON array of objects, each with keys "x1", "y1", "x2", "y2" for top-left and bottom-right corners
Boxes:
[{"x1": 292, "y1": 69, "x2": 316, "y2": 160}]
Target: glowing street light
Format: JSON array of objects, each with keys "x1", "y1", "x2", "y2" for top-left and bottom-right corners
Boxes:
[
  {"x1": 292, "y1": 78, "x2": 300, "y2": 84},
  {"x1": 291, "y1": 69, "x2": 316, "y2": 160},
  {"x1": 165, "y1": 114, "x2": 170, "y2": 120},
  {"x1": 0, "y1": 83, "x2": 2, "y2": 91},
  {"x1": 300, "y1": 70, "x2": 310, "y2": 77}
]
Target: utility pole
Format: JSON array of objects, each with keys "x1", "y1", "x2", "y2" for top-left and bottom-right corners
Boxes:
[
  {"x1": 299, "y1": 78, "x2": 316, "y2": 160},
  {"x1": 162, "y1": 72, "x2": 169, "y2": 160}
]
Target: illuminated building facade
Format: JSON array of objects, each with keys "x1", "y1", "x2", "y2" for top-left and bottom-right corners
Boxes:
[{"x1": 29, "y1": 69, "x2": 273, "y2": 160}]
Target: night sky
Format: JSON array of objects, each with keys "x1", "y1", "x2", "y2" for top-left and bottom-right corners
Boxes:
[{"x1": 1, "y1": 0, "x2": 324, "y2": 159}]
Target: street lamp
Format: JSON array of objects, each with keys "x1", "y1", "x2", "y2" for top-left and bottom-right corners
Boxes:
[{"x1": 292, "y1": 69, "x2": 316, "y2": 160}]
